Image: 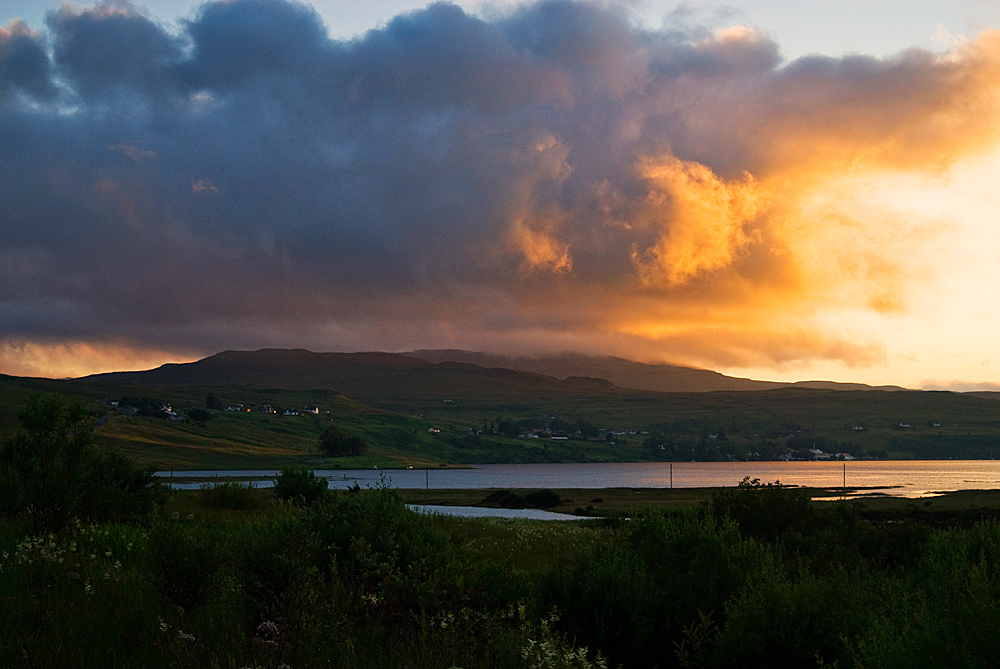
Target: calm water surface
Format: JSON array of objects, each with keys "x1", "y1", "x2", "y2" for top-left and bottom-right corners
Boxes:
[
  {"x1": 158, "y1": 461, "x2": 1000, "y2": 498},
  {"x1": 406, "y1": 505, "x2": 587, "y2": 520}
]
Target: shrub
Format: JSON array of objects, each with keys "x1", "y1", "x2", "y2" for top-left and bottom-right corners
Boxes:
[
  {"x1": 149, "y1": 519, "x2": 222, "y2": 612},
  {"x1": 199, "y1": 481, "x2": 261, "y2": 510},
  {"x1": 229, "y1": 511, "x2": 327, "y2": 668},
  {"x1": 714, "y1": 567, "x2": 873, "y2": 668},
  {"x1": 522, "y1": 610, "x2": 608, "y2": 669},
  {"x1": 710, "y1": 476, "x2": 811, "y2": 541},
  {"x1": 523, "y1": 489, "x2": 562, "y2": 509},
  {"x1": 318, "y1": 424, "x2": 367, "y2": 457},
  {"x1": 272, "y1": 468, "x2": 328, "y2": 504},
  {"x1": 0, "y1": 393, "x2": 162, "y2": 532},
  {"x1": 482, "y1": 490, "x2": 527, "y2": 509},
  {"x1": 544, "y1": 535, "x2": 660, "y2": 667},
  {"x1": 187, "y1": 408, "x2": 212, "y2": 423}
]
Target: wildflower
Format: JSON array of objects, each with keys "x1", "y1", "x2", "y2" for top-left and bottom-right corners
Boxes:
[
  {"x1": 159, "y1": 618, "x2": 169, "y2": 632},
  {"x1": 257, "y1": 621, "x2": 279, "y2": 639},
  {"x1": 84, "y1": 581, "x2": 93, "y2": 595},
  {"x1": 177, "y1": 631, "x2": 196, "y2": 643}
]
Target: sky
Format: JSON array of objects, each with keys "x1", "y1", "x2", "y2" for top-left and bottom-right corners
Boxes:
[{"x1": 2, "y1": 0, "x2": 1000, "y2": 389}]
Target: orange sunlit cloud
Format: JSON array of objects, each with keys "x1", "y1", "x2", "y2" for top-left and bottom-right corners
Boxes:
[
  {"x1": 0, "y1": 341, "x2": 197, "y2": 379},
  {"x1": 489, "y1": 28, "x2": 1000, "y2": 380}
]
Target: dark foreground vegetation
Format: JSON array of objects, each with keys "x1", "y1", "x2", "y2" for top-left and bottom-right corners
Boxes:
[{"x1": 5, "y1": 394, "x2": 1000, "y2": 667}]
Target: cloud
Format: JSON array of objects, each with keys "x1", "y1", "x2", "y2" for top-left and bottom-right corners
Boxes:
[
  {"x1": 3, "y1": 0, "x2": 1000, "y2": 376},
  {"x1": 0, "y1": 339, "x2": 191, "y2": 378},
  {"x1": 920, "y1": 380, "x2": 1000, "y2": 392},
  {"x1": 46, "y1": 0, "x2": 182, "y2": 98},
  {"x1": 0, "y1": 20, "x2": 54, "y2": 99}
]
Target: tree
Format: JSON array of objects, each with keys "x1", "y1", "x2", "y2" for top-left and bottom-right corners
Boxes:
[
  {"x1": 188, "y1": 408, "x2": 213, "y2": 422},
  {"x1": 318, "y1": 423, "x2": 367, "y2": 457},
  {"x1": 0, "y1": 393, "x2": 161, "y2": 532},
  {"x1": 710, "y1": 476, "x2": 811, "y2": 541},
  {"x1": 575, "y1": 419, "x2": 600, "y2": 438},
  {"x1": 273, "y1": 467, "x2": 329, "y2": 504},
  {"x1": 119, "y1": 396, "x2": 169, "y2": 419},
  {"x1": 496, "y1": 418, "x2": 518, "y2": 436},
  {"x1": 205, "y1": 392, "x2": 223, "y2": 410}
]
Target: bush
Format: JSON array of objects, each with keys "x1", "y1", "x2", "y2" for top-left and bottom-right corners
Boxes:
[
  {"x1": 199, "y1": 481, "x2": 261, "y2": 510},
  {"x1": 482, "y1": 490, "x2": 527, "y2": 509},
  {"x1": 205, "y1": 392, "x2": 223, "y2": 410},
  {"x1": 273, "y1": 468, "x2": 328, "y2": 504},
  {"x1": 710, "y1": 477, "x2": 811, "y2": 541},
  {"x1": 318, "y1": 424, "x2": 367, "y2": 457},
  {"x1": 187, "y1": 408, "x2": 212, "y2": 423},
  {"x1": 149, "y1": 518, "x2": 222, "y2": 612},
  {"x1": 0, "y1": 393, "x2": 162, "y2": 532},
  {"x1": 524, "y1": 489, "x2": 562, "y2": 509},
  {"x1": 230, "y1": 511, "x2": 325, "y2": 655},
  {"x1": 714, "y1": 567, "x2": 874, "y2": 668}
]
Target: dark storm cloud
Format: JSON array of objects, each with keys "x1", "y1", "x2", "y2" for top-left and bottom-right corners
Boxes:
[
  {"x1": 0, "y1": 20, "x2": 53, "y2": 99},
  {"x1": 2, "y1": 0, "x2": 1000, "y2": 375},
  {"x1": 46, "y1": 1, "x2": 182, "y2": 98}
]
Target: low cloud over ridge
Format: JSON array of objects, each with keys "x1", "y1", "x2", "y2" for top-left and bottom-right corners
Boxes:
[{"x1": 3, "y1": 0, "x2": 1000, "y2": 378}]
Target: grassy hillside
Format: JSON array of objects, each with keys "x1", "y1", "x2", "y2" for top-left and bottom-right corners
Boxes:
[
  {"x1": 0, "y1": 374, "x2": 654, "y2": 469},
  {"x1": 0, "y1": 349, "x2": 996, "y2": 469}
]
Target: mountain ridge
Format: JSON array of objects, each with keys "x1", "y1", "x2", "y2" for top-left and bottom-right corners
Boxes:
[
  {"x1": 80, "y1": 348, "x2": 906, "y2": 395},
  {"x1": 404, "y1": 349, "x2": 906, "y2": 393}
]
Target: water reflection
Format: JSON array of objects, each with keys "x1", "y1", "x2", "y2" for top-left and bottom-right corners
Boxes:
[
  {"x1": 157, "y1": 461, "x2": 1000, "y2": 498},
  {"x1": 407, "y1": 505, "x2": 588, "y2": 520}
]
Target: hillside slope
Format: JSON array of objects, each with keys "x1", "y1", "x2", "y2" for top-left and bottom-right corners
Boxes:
[
  {"x1": 81, "y1": 349, "x2": 634, "y2": 407},
  {"x1": 405, "y1": 350, "x2": 905, "y2": 393},
  {"x1": 1, "y1": 349, "x2": 996, "y2": 466}
]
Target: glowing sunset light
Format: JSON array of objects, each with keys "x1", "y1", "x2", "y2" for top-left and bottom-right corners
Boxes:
[{"x1": 2, "y1": 0, "x2": 1000, "y2": 388}]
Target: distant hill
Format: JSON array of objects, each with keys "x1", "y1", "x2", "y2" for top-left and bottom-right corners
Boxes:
[
  {"x1": 80, "y1": 349, "x2": 634, "y2": 407},
  {"x1": 84, "y1": 349, "x2": 426, "y2": 388},
  {"x1": 22, "y1": 348, "x2": 999, "y2": 466},
  {"x1": 82, "y1": 348, "x2": 906, "y2": 396},
  {"x1": 404, "y1": 350, "x2": 905, "y2": 393}
]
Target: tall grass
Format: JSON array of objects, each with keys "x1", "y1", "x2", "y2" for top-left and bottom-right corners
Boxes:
[
  {"x1": 5, "y1": 487, "x2": 1000, "y2": 667},
  {"x1": 198, "y1": 481, "x2": 262, "y2": 510}
]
